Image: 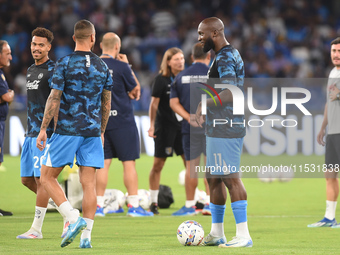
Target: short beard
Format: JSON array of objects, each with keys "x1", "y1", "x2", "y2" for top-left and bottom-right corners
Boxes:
[
  {"x1": 203, "y1": 37, "x2": 215, "y2": 53},
  {"x1": 333, "y1": 60, "x2": 340, "y2": 68}
]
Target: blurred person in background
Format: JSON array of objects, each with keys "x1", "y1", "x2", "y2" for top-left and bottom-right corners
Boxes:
[
  {"x1": 0, "y1": 40, "x2": 14, "y2": 216},
  {"x1": 95, "y1": 32, "x2": 153, "y2": 217},
  {"x1": 170, "y1": 43, "x2": 211, "y2": 216},
  {"x1": 308, "y1": 37, "x2": 340, "y2": 228},
  {"x1": 148, "y1": 47, "x2": 185, "y2": 214}
]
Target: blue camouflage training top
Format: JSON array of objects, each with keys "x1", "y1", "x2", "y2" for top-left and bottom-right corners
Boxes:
[
  {"x1": 207, "y1": 45, "x2": 245, "y2": 138},
  {"x1": 51, "y1": 51, "x2": 113, "y2": 137},
  {"x1": 26, "y1": 59, "x2": 55, "y2": 137}
]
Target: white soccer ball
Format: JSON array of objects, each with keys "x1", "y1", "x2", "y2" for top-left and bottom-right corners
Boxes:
[
  {"x1": 125, "y1": 189, "x2": 151, "y2": 209},
  {"x1": 257, "y1": 165, "x2": 294, "y2": 183},
  {"x1": 194, "y1": 188, "x2": 207, "y2": 204},
  {"x1": 138, "y1": 189, "x2": 151, "y2": 210},
  {"x1": 178, "y1": 169, "x2": 186, "y2": 186},
  {"x1": 278, "y1": 166, "x2": 294, "y2": 182},
  {"x1": 103, "y1": 189, "x2": 126, "y2": 214},
  {"x1": 257, "y1": 166, "x2": 279, "y2": 183},
  {"x1": 177, "y1": 220, "x2": 204, "y2": 246}
]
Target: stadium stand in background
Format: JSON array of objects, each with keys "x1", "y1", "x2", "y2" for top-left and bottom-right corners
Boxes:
[{"x1": 1, "y1": 0, "x2": 339, "y2": 111}]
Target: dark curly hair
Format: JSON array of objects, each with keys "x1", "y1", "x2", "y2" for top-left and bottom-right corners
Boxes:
[{"x1": 32, "y1": 27, "x2": 54, "y2": 44}]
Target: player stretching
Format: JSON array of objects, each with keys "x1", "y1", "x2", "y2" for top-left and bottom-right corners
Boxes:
[
  {"x1": 308, "y1": 37, "x2": 340, "y2": 228},
  {"x1": 17, "y1": 27, "x2": 67, "y2": 239},
  {"x1": 195, "y1": 17, "x2": 252, "y2": 247},
  {"x1": 37, "y1": 20, "x2": 112, "y2": 248},
  {"x1": 95, "y1": 32, "x2": 153, "y2": 217}
]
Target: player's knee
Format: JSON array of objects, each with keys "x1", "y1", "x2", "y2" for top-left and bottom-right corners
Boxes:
[
  {"x1": 21, "y1": 177, "x2": 34, "y2": 187},
  {"x1": 151, "y1": 161, "x2": 165, "y2": 173},
  {"x1": 326, "y1": 177, "x2": 338, "y2": 184},
  {"x1": 79, "y1": 178, "x2": 95, "y2": 190},
  {"x1": 39, "y1": 175, "x2": 48, "y2": 188},
  {"x1": 224, "y1": 178, "x2": 241, "y2": 190},
  {"x1": 35, "y1": 177, "x2": 42, "y2": 185},
  {"x1": 21, "y1": 178, "x2": 28, "y2": 187}
]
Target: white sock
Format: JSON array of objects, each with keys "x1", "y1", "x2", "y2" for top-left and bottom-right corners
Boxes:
[
  {"x1": 80, "y1": 218, "x2": 94, "y2": 241},
  {"x1": 59, "y1": 201, "x2": 79, "y2": 224},
  {"x1": 150, "y1": 190, "x2": 159, "y2": 204},
  {"x1": 31, "y1": 206, "x2": 47, "y2": 233},
  {"x1": 97, "y1": 196, "x2": 105, "y2": 208},
  {"x1": 206, "y1": 195, "x2": 210, "y2": 204},
  {"x1": 185, "y1": 200, "x2": 196, "y2": 208},
  {"x1": 127, "y1": 195, "x2": 139, "y2": 208},
  {"x1": 55, "y1": 204, "x2": 67, "y2": 222},
  {"x1": 236, "y1": 222, "x2": 251, "y2": 239},
  {"x1": 55, "y1": 204, "x2": 67, "y2": 234},
  {"x1": 325, "y1": 200, "x2": 337, "y2": 220},
  {"x1": 210, "y1": 223, "x2": 224, "y2": 237}
]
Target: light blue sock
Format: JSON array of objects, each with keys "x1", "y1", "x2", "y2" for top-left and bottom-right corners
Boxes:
[
  {"x1": 231, "y1": 200, "x2": 247, "y2": 224},
  {"x1": 210, "y1": 202, "x2": 226, "y2": 223}
]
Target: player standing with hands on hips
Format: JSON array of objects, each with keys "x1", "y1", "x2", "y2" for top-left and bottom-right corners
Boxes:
[
  {"x1": 308, "y1": 37, "x2": 340, "y2": 228},
  {"x1": 37, "y1": 20, "x2": 113, "y2": 248},
  {"x1": 195, "y1": 17, "x2": 252, "y2": 248}
]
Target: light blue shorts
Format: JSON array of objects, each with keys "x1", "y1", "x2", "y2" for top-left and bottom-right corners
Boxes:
[
  {"x1": 42, "y1": 133, "x2": 104, "y2": 169},
  {"x1": 206, "y1": 136, "x2": 243, "y2": 175},
  {"x1": 20, "y1": 137, "x2": 49, "y2": 177}
]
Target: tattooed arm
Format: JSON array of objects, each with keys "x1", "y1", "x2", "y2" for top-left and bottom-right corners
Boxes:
[
  {"x1": 36, "y1": 89, "x2": 62, "y2": 150},
  {"x1": 100, "y1": 89, "x2": 111, "y2": 145},
  {"x1": 53, "y1": 103, "x2": 60, "y2": 131}
]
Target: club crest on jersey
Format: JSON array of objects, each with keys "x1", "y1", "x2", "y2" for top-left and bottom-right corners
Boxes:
[
  {"x1": 38, "y1": 73, "x2": 43, "y2": 79},
  {"x1": 165, "y1": 147, "x2": 172, "y2": 155},
  {"x1": 1, "y1": 74, "x2": 5, "y2": 81}
]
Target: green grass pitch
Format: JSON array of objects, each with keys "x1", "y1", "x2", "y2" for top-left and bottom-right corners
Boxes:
[{"x1": 0, "y1": 153, "x2": 339, "y2": 254}]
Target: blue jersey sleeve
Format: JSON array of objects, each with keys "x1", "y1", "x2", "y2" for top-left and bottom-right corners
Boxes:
[
  {"x1": 51, "y1": 56, "x2": 69, "y2": 91},
  {"x1": 0, "y1": 84, "x2": 7, "y2": 96},
  {"x1": 0, "y1": 70, "x2": 8, "y2": 96},
  {"x1": 216, "y1": 48, "x2": 244, "y2": 88},
  {"x1": 47, "y1": 61, "x2": 55, "y2": 88},
  {"x1": 121, "y1": 64, "x2": 137, "y2": 92}
]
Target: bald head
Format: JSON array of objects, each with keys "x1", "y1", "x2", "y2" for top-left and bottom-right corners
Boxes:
[
  {"x1": 198, "y1": 17, "x2": 228, "y2": 53},
  {"x1": 199, "y1": 17, "x2": 224, "y2": 36},
  {"x1": 101, "y1": 32, "x2": 121, "y2": 51}
]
